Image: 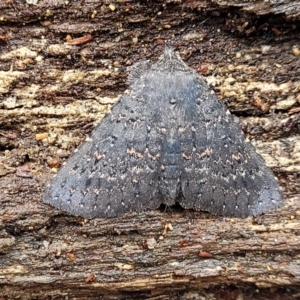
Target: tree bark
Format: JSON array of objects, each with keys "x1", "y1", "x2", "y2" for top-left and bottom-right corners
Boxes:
[{"x1": 0, "y1": 0, "x2": 300, "y2": 299}]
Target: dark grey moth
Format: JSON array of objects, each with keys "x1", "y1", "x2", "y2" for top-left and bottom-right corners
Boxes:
[{"x1": 44, "y1": 46, "x2": 283, "y2": 219}]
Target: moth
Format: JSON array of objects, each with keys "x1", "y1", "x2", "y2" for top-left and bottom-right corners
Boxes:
[{"x1": 44, "y1": 46, "x2": 283, "y2": 219}]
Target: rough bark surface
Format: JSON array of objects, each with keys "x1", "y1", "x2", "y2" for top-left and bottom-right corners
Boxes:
[{"x1": 0, "y1": 0, "x2": 300, "y2": 299}]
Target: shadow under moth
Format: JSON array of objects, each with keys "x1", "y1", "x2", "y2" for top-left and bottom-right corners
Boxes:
[{"x1": 44, "y1": 46, "x2": 283, "y2": 219}]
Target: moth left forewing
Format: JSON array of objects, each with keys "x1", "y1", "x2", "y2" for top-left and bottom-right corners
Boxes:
[{"x1": 44, "y1": 92, "x2": 162, "y2": 219}]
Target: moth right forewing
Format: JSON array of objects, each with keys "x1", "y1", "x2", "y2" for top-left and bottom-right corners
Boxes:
[
  {"x1": 180, "y1": 81, "x2": 282, "y2": 217},
  {"x1": 179, "y1": 81, "x2": 213, "y2": 212}
]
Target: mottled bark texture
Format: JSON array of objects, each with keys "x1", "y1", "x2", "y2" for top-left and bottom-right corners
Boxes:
[{"x1": 0, "y1": 0, "x2": 300, "y2": 299}]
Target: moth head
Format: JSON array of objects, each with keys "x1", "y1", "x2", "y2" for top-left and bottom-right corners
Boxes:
[{"x1": 155, "y1": 44, "x2": 193, "y2": 74}]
